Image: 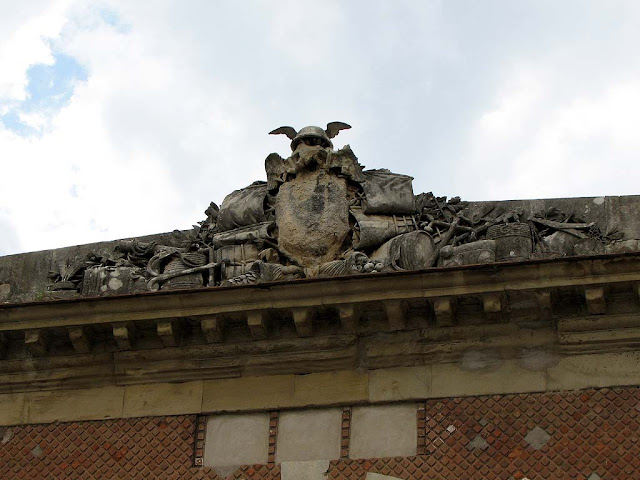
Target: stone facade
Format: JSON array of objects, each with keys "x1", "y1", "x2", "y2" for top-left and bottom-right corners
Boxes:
[{"x1": 1, "y1": 123, "x2": 639, "y2": 478}]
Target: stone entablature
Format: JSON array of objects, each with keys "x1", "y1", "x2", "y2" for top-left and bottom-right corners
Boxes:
[{"x1": 1, "y1": 252, "x2": 640, "y2": 411}]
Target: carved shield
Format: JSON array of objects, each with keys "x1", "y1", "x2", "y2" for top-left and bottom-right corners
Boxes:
[{"x1": 275, "y1": 169, "x2": 350, "y2": 267}]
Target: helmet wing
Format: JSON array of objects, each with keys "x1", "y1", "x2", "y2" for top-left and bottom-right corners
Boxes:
[
  {"x1": 325, "y1": 122, "x2": 351, "y2": 139},
  {"x1": 269, "y1": 126, "x2": 297, "y2": 140}
]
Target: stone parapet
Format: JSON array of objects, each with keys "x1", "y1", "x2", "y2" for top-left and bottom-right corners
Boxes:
[{"x1": 1, "y1": 193, "x2": 639, "y2": 305}]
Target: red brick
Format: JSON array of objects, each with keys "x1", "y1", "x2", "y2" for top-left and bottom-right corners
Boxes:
[{"x1": 2, "y1": 387, "x2": 639, "y2": 479}]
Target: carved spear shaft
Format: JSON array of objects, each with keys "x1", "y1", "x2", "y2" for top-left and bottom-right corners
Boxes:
[
  {"x1": 147, "y1": 262, "x2": 240, "y2": 290},
  {"x1": 428, "y1": 216, "x2": 461, "y2": 267}
]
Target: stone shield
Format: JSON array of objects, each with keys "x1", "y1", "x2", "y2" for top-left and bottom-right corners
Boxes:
[{"x1": 275, "y1": 169, "x2": 350, "y2": 267}]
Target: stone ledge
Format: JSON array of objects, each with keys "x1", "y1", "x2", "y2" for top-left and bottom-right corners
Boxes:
[{"x1": 2, "y1": 253, "x2": 639, "y2": 332}]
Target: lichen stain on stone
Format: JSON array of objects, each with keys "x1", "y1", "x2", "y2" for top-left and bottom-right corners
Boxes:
[
  {"x1": 108, "y1": 277, "x2": 124, "y2": 290},
  {"x1": 519, "y1": 347, "x2": 560, "y2": 371},
  {"x1": 0, "y1": 283, "x2": 10, "y2": 302},
  {"x1": 460, "y1": 349, "x2": 503, "y2": 372}
]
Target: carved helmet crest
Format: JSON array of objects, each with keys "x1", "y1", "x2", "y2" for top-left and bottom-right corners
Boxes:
[{"x1": 269, "y1": 122, "x2": 351, "y2": 150}]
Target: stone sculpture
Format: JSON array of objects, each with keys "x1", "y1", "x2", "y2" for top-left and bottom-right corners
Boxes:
[{"x1": 45, "y1": 123, "x2": 625, "y2": 296}]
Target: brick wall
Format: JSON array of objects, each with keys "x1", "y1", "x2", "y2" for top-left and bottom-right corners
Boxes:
[{"x1": 2, "y1": 387, "x2": 639, "y2": 479}]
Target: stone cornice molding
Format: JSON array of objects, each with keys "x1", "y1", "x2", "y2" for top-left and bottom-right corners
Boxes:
[
  {"x1": 2, "y1": 252, "x2": 639, "y2": 327},
  {"x1": 0, "y1": 253, "x2": 639, "y2": 394}
]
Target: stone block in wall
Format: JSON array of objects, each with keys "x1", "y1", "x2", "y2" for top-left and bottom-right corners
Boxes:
[
  {"x1": 350, "y1": 404, "x2": 417, "y2": 459},
  {"x1": 0, "y1": 393, "x2": 26, "y2": 426},
  {"x1": 281, "y1": 460, "x2": 332, "y2": 480},
  {"x1": 202, "y1": 375, "x2": 295, "y2": 411},
  {"x1": 431, "y1": 358, "x2": 546, "y2": 397},
  {"x1": 25, "y1": 386, "x2": 124, "y2": 424},
  {"x1": 123, "y1": 381, "x2": 203, "y2": 418},
  {"x1": 276, "y1": 408, "x2": 342, "y2": 463},
  {"x1": 369, "y1": 366, "x2": 431, "y2": 402},
  {"x1": 547, "y1": 351, "x2": 640, "y2": 391},
  {"x1": 293, "y1": 371, "x2": 369, "y2": 406},
  {"x1": 203, "y1": 412, "x2": 270, "y2": 469}
]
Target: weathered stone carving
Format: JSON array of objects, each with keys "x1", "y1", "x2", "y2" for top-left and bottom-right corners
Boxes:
[
  {"x1": 276, "y1": 168, "x2": 350, "y2": 266},
  {"x1": 217, "y1": 182, "x2": 268, "y2": 231},
  {"x1": 530, "y1": 208, "x2": 611, "y2": 258},
  {"x1": 46, "y1": 122, "x2": 634, "y2": 298},
  {"x1": 48, "y1": 255, "x2": 95, "y2": 292},
  {"x1": 371, "y1": 231, "x2": 434, "y2": 271},
  {"x1": 360, "y1": 169, "x2": 416, "y2": 215},
  {"x1": 82, "y1": 266, "x2": 147, "y2": 296},
  {"x1": 440, "y1": 240, "x2": 496, "y2": 268},
  {"x1": 486, "y1": 223, "x2": 533, "y2": 261},
  {"x1": 81, "y1": 240, "x2": 155, "y2": 296},
  {"x1": 350, "y1": 207, "x2": 418, "y2": 250},
  {"x1": 147, "y1": 247, "x2": 209, "y2": 290}
]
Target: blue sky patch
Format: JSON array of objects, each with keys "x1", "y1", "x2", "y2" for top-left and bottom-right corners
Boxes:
[
  {"x1": 0, "y1": 51, "x2": 88, "y2": 137},
  {"x1": 98, "y1": 6, "x2": 127, "y2": 30}
]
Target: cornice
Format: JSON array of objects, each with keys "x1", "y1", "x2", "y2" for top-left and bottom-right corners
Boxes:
[{"x1": 0, "y1": 253, "x2": 639, "y2": 394}]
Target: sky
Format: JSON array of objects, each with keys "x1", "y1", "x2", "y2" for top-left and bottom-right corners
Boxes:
[{"x1": 1, "y1": 0, "x2": 639, "y2": 256}]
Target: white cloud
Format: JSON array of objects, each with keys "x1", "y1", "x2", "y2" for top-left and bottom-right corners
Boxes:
[
  {"x1": 466, "y1": 65, "x2": 640, "y2": 200},
  {"x1": 18, "y1": 111, "x2": 48, "y2": 130},
  {"x1": 0, "y1": 1, "x2": 274, "y2": 254},
  {"x1": 265, "y1": 0, "x2": 346, "y2": 68},
  {"x1": 474, "y1": 63, "x2": 549, "y2": 156},
  {"x1": 1, "y1": 0, "x2": 639, "y2": 256},
  {"x1": 0, "y1": 0, "x2": 70, "y2": 102}
]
